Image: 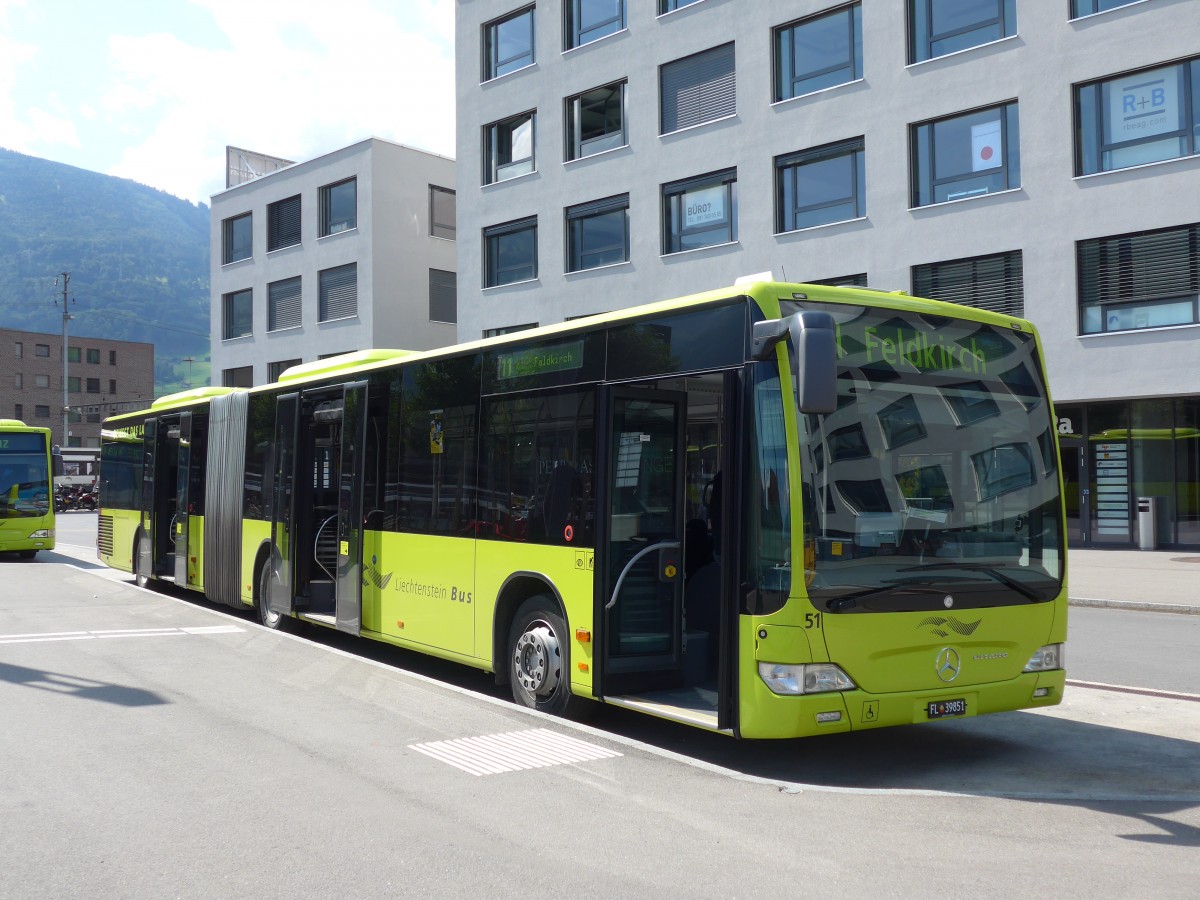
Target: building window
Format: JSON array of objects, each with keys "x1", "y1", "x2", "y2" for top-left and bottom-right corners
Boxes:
[
  {"x1": 484, "y1": 111, "x2": 535, "y2": 184},
  {"x1": 35, "y1": 374, "x2": 49, "y2": 388},
  {"x1": 662, "y1": 169, "x2": 737, "y2": 254},
  {"x1": 67, "y1": 376, "x2": 79, "y2": 392},
  {"x1": 109, "y1": 350, "x2": 117, "y2": 365},
  {"x1": 35, "y1": 405, "x2": 50, "y2": 418},
  {"x1": 484, "y1": 217, "x2": 538, "y2": 287},
  {"x1": 774, "y1": 4, "x2": 862, "y2": 102},
  {"x1": 13, "y1": 373, "x2": 22, "y2": 389},
  {"x1": 430, "y1": 185, "x2": 456, "y2": 239},
  {"x1": 319, "y1": 178, "x2": 357, "y2": 236},
  {"x1": 268, "y1": 276, "x2": 302, "y2": 330},
  {"x1": 35, "y1": 344, "x2": 50, "y2": 357},
  {"x1": 267, "y1": 194, "x2": 301, "y2": 251},
  {"x1": 775, "y1": 137, "x2": 865, "y2": 232},
  {"x1": 109, "y1": 379, "x2": 116, "y2": 394},
  {"x1": 566, "y1": 81, "x2": 626, "y2": 160},
  {"x1": 1078, "y1": 223, "x2": 1200, "y2": 334},
  {"x1": 660, "y1": 43, "x2": 735, "y2": 134},
  {"x1": 484, "y1": 323, "x2": 538, "y2": 338},
  {"x1": 484, "y1": 6, "x2": 534, "y2": 80},
  {"x1": 429, "y1": 269, "x2": 457, "y2": 323},
  {"x1": 86, "y1": 348, "x2": 100, "y2": 364},
  {"x1": 566, "y1": 0, "x2": 625, "y2": 50},
  {"x1": 1071, "y1": 0, "x2": 1143, "y2": 17},
  {"x1": 223, "y1": 288, "x2": 253, "y2": 339},
  {"x1": 223, "y1": 366, "x2": 253, "y2": 388},
  {"x1": 1075, "y1": 59, "x2": 1200, "y2": 177},
  {"x1": 14, "y1": 404, "x2": 22, "y2": 419},
  {"x1": 222, "y1": 212, "x2": 252, "y2": 263},
  {"x1": 14, "y1": 342, "x2": 21, "y2": 358},
  {"x1": 67, "y1": 346, "x2": 80, "y2": 363},
  {"x1": 319, "y1": 263, "x2": 358, "y2": 321},
  {"x1": 659, "y1": 0, "x2": 703, "y2": 12},
  {"x1": 913, "y1": 249, "x2": 1024, "y2": 316},
  {"x1": 268, "y1": 359, "x2": 302, "y2": 382},
  {"x1": 567, "y1": 194, "x2": 629, "y2": 272},
  {"x1": 908, "y1": 0, "x2": 1016, "y2": 64},
  {"x1": 809, "y1": 273, "x2": 869, "y2": 287},
  {"x1": 85, "y1": 378, "x2": 100, "y2": 393},
  {"x1": 911, "y1": 102, "x2": 1020, "y2": 207}
]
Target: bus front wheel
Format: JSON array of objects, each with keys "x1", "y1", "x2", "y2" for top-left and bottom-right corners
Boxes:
[{"x1": 507, "y1": 595, "x2": 590, "y2": 719}]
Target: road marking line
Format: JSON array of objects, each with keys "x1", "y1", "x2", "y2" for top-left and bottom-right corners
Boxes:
[
  {"x1": 409, "y1": 728, "x2": 622, "y2": 777},
  {"x1": 0, "y1": 625, "x2": 245, "y2": 645}
]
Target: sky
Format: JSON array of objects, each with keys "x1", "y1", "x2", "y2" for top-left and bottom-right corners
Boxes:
[{"x1": 0, "y1": 0, "x2": 456, "y2": 205}]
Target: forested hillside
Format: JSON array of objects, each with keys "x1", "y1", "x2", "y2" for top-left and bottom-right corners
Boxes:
[{"x1": 0, "y1": 148, "x2": 210, "y2": 394}]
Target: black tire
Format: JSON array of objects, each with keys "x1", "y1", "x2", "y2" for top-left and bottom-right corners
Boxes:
[
  {"x1": 134, "y1": 535, "x2": 152, "y2": 589},
  {"x1": 257, "y1": 562, "x2": 286, "y2": 630},
  {"x1": 18, "y1": 550, "x2": 36, "y2": 560},
  {"x1": 507, "y1": 595, "x2": 591, "y2": 719}
]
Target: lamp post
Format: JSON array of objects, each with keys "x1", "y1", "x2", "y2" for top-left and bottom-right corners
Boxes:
[{"x1": 56, "y1": 273, "x2": 73, "y2": 448}]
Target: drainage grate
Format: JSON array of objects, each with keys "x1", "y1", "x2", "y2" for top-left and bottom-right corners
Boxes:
[{"x1": 408, "y1": 728, "x2": 622, "y2": 776}]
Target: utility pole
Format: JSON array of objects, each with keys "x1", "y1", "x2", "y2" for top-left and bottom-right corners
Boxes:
[{"x1": 55, "y1": 272, "x2": 72, "y2": 450}]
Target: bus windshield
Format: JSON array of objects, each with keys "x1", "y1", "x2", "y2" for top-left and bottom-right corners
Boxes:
[
  {"x1": 0, "y1": 433, "x2": 52, "y2": 518},
  {"x1": 788, "y1": 301, "x2": 1064, "y2": 613}
]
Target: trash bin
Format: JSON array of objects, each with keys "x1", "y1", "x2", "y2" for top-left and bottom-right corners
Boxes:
[{"x1": 1137, "y1": 497, "x2": 1158, "y2": 550}]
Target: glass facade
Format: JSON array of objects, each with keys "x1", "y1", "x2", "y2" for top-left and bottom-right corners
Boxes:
[{"x1": 1056, "y1": 398, "x2": 1200, "y2": 548}]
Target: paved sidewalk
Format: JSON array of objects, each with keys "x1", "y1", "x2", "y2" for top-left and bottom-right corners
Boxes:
[{"x1": 1068, "y1": 548, "x2": 1200, "y2": 614}]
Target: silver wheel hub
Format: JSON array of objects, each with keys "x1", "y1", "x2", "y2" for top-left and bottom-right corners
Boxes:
[{"x1": 514, "y1": 624, "x2": 560, "y2": 697}]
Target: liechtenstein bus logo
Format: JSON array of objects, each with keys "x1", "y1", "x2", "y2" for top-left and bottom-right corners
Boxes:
[
  {"x1": 918, "y1": 615, "x2": 982, "y2": 638},
  {"x1": 363, "y1": 556, "x2": 392, "y2": 590}
]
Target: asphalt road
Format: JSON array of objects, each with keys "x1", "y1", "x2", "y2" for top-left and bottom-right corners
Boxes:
[{"x1": 2, "y1": 552, "x2": 1198, "y2": 898}]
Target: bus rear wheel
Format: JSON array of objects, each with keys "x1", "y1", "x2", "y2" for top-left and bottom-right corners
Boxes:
[
  {"x1": 134, "y1": 536, "x2": 152, "y2": 589},
  {"x1": 257, "y1": 563, "x2": 285, "y2": 630},
  {"x1": 507, "y1": 595, "x2": 590, "y2": 719}
]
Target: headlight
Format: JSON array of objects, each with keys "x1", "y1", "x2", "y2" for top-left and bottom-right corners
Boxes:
[
  {"x1": 1024, "y1": 643, "x2": 1065, "y2": 672},
  {"x1": 28, "y1": 529, "x2": 54, "y2": 539},
  {"x1": 758, "y1": 662, "x2": 856, "y2": 695}
]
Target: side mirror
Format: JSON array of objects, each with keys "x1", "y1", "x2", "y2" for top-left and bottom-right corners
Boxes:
[{"x1": 751, "y1": 311, "x2": 837, "y2": 413}]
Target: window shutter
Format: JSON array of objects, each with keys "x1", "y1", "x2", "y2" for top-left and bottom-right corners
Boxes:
[
  {"x1": 913, "y1": 251, "x2": 1024, "y2": 316},
  {"x1": 269, "y1": 277, "x2": 302, "y2": 330},
  {"x1": 1077, "y1": 224, "x2": 1199, "y2": 306},
  {"x1": 660, "y1": 43, "x2": 735, "y2": 134},
  {"x1": 268, "y1": 195, "x2": 301, "y2": 251},
  {"x1": 319, "y1": 264, "x2": 357, "y2": 321},
  {"x1": 429, "y1": 269, "x2": 457, "y2": 323}
]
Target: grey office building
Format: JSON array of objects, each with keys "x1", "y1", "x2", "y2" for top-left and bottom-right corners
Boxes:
[{"x1": 454, "y1": 0, "x2": 1200, "y2": 549}]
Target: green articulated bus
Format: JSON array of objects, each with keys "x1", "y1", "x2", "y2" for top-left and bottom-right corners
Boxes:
[
  {"x1": 97, "y1": 280, "x2": 1067, "y2": 738},
  {"x1": 0, "y1": 419, "x2": 56, "y2": 557}
]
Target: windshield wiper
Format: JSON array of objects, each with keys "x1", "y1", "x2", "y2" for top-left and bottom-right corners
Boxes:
[
  {"x1": 899, "y1": 563, "x2": 1043, "y2": 602},
  {"x1": 827, "y1": 579, "x2": 956, "y2": 611}
]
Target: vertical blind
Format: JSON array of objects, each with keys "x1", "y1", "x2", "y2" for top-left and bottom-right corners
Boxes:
[
  {"x1": 269, "y1": 276, "x2": 302, "y2": 330},
  {"x1": 913, "y1": 250, "x2": 1024, "y2": 316},
  {"x1": 660, "y1": 42, "x2": 735, "y2": 134},
  {"x1": 267, "y1": 195, "x2": 301, "y2": 251},
  {"x1": 319, "y1": 263, "x2": 358, "y2": 321}
]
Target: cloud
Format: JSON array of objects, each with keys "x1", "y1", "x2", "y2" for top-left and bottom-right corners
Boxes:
[{"x1": 101, "y1": 0, "x2": 456, "y2": 203}]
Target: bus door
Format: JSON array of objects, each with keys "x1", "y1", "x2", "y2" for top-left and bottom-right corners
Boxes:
[
  {"x1": 335, "y1": 381, "x2": 368, "y2": 635},
  {"x1": 599, "y1": 386, "x2": 687, "y2": 694},
  {"x1": 267, "y1": 393, "x2": 300, "y2": 619},
  {"x1": 173, "y1": 412, "x2": 192, "y2": 584},
  {"x1": 137, "y1": 416, "x2": 158, "y2": 580}
]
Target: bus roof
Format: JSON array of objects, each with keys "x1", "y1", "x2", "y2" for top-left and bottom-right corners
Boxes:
[{"x1": 102, "y1": 280, "x2": 1042, "y2": 427}]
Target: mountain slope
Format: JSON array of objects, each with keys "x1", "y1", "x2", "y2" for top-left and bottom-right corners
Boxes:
[{"x1": 0, "y1": 148, "x2": 211, "y2": 393}]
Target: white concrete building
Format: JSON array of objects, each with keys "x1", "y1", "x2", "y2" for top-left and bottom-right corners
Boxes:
[
  {"x1": 454, "y1": 0, "x2": 1200, "y2": 549},
  {"x1": 210, "y1": 138, "x2": 457, "y2": 387}
]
